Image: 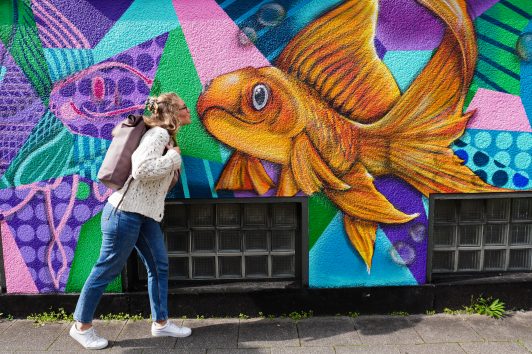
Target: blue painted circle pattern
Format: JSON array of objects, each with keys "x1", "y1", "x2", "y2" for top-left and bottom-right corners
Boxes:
[{"x1": 453, "y1": 129, "x2": 532, "y2": 189}]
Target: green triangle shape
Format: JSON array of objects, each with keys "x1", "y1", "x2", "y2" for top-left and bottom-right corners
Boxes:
[
  {"x1": 0, "y1": 1, "x2": 15, "y2": 45},
  {"x1": 65, "y1": 211, "x2": 122, "y2": 293},
  {"x1": 151, "y1": 27, "x2": 223, "y2": 162},
  {"x1": 4, "y1": 0, "x2": 51, "y2": 105},
  {"x1": 308, "y1": 192, "x2": 338, "y2": 250}
]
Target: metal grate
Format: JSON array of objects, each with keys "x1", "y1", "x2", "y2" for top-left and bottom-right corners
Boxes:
[
  {"x1": 149, "y1": 201, "x2": 301, "y2": 281},
  {"x1": 430, "y1": 195, "x2": 532, "y2": 279}
]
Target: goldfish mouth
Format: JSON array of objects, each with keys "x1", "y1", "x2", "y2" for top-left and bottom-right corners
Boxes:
[{"x1": 200, "y1": 106, "x2": 266, "y2": 125}]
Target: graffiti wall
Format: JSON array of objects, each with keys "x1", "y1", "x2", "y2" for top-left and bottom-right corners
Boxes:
[{"x1": 0, "y1": 0, "x2": 530, "y2": 293}]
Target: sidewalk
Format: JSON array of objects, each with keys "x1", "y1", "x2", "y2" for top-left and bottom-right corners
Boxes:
[{"x1": 0, "y1": 312, "x2": 531, "y2": 353}]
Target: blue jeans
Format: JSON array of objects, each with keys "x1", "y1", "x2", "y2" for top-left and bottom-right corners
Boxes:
[{"x1": 74, "y1": 202, "x2": 169, "y2": 323}]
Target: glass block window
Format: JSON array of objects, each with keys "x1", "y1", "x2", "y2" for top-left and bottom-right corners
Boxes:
[
  {"x1": 151, "y1": 201, "x2": 301, "y2": 281},
  {"x1": 430, "y1": 196, "x2": 532, "y2": 277}
]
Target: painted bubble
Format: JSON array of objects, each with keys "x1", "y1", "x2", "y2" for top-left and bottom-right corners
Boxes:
[
  {"x1": 390, "y1": 241, "x2": 416, "y2": 266},
  {"x1": 238, "y1": 27, "x2": 258, "y2": 46},
  {"x1": 516, "y1": 32, "x2": 532, "y2": 62},
  {"x1": 257, "y1": 3, "x2": 286, "y2": 27},
  {"x1": 409, "y1": 223, "x2": 426, "y2": 243}
]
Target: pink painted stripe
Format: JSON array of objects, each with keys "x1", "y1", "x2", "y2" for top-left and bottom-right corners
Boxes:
[
  {"x1": 466, "y1": 88, "x2": 532, "y2": 132},
  {"x1": 45, "y1": 175, "x2": 78, "y2": 290},
  {"x1": 171, "y1": 0, "x2": 270, "y2": 85},
  {"x1": 52, "y1": 62, "x2": 153, "y2": 94},
  {"x1": 32, "y1": 3, "x2": 72, "y2": 48},
  {"x1": 1, "y1": 221, "x2": 38, "y2": 294},
  {"x1": 35, "y1": 24, "x2": 55, "y2": 48},
  {"x1": 39, "y1": 0, "x2": 90, "y2": 48}
]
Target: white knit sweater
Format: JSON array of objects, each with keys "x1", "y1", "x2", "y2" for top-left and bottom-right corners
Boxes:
[{"x1": 108, "y1": 127, "x2": 181, "y2": 222}]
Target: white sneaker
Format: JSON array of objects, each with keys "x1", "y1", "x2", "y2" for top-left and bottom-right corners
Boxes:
[
  {"x1": 151, "y1": 321, "x2": 192, "y2": 338},
  {"x1": 69, "y1": 323, "x2": 109, "y2": 350}
]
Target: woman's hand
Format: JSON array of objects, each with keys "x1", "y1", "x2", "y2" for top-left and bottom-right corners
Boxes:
[{"x1": 166, "y1": 142, "x2": 181, "y2": 154}]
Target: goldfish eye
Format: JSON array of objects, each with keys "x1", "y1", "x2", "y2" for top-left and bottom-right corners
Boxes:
[{"x1": 252, "y1": 84, "x2": 269, "y2": 111}]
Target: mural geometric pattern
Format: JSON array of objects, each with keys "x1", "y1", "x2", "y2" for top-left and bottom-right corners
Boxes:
[
  {"x1": 1, "y1": 0, "x2": 532, "y2": 294},
  {"x1": 0, "y1": 176, "x2": 111, "y2": 292},
  {"x1": 49, "y1": 34, "x2": 169, "y2": 140}
]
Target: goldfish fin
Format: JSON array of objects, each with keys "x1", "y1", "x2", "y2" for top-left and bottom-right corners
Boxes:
[
  {"x1": 389, "y1": 143, "x2": 508, "y2": 195},
  {"x1": 326, "y1": 163, "x2": 418, "y2": 223},
  {"x1": 246, "y1": 156, "x2": 274, "y2": 195},
  {"x1": 344, "y1": 216, "x2": 377, "y2": 272},
  {"x1": 360, "y1": 0, "x2": 505, "y2": 194},
  {"x1": 277, "y1": 165, "x2": 299, "y2": 197},
  {"x1": 216, "y1": 152, "x2": 273, "y2": 194},
  {"x1": 276, "y1": 0, "x2": 399, "y2": 123},
  {"x1": 368, "y1": 0, "x2": 476, "y2": 137},
  {"x1": 216, "y1": 152, "x2": 252, "y2": 191},
  {"x1": 291, "y1": 134, "x2": 351, "y2": 195}
]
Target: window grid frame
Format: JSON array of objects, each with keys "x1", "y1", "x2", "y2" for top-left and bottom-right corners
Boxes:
[
  {"x1": 428, "y1": 193, "x2": 532, "y2": 282},
  {"x1": 155, "y1": 201, "x2": 301, "y2": 281}
]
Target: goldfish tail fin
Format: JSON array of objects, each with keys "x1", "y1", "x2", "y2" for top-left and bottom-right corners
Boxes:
[
  {"x1": 389, "y1": 141, "x2": 505, "y2": 196},
  {"x1": 362, "y1": 0, "x2": 504, "y2": 195},
  {"x1": 344, "y1": 216, "x2": 377, "y2": 272}
]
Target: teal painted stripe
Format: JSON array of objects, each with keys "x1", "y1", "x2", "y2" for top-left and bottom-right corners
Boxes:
[
  {"x1": 220, "y1": 0, "x2": 237, "y2": 8},
  {"x1": 59, "y1": 49, "x2": 74, "y2": 80},
  {"x1": 89, "y1": 136, "x2": 95, "y2": 158},
  {"x1": 203, "y1": 159, "x2": 218, "y2": 198},
  {"x1": 0, "y1": 66, "x2": 6, "y2": 83},
  {"x1": 179, "y1": 162, "x2": 190, "y2": 198}
]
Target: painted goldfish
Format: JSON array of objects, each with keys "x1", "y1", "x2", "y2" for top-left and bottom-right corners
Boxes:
[{"x1": 196, "y1": 0, "x2": 503, "y2": 270}]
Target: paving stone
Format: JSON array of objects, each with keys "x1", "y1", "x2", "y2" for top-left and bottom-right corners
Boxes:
[
  {"x1": 397, "y1": 343, "x2": 466, "y2": 353},
  {"x1": 174, "y1": 318, "x2": 239, "y2": 349},
  {"x1": 411, "y1": 315, "x2": 483, "y2": 343},
  {"x1": 464, "y1": 315, "x2": 531, "y2": 342},
  {"x1": 207, "y1": 349, "x2": 271, "y2": 354},
  {"x1": 142, "y1": 349, "x2": 205, "y2": 354},
  {"x1": 50, "y1": 320, "x2": 126, "y2": 351},
  {"x1": 334, "y1": 345, "x2": 401, "y2": 353},
  {"x1": 0, "y1": 320, "x2": 68, "y2": 351},
  {"x1": 510, "y1": 311, "x2": 532, "y2": 327},
  {"x1": 272, "y1": 347, "x2": 335, "y2": 354},
  {"x1": 238, "y1": 318, "x2": 299, "y2": 348},
  {"x1": 459, "y1": 341, "x2": 530, "y2": 354},
  {"x1": 0, "y1": 319, "x2": 15, "y2": 334},
  {"x1": 522, "y1": 340, "x2": 532, "y2": 351},
  {"x1": 353, "y1": 316, "x2": 423, "y2": 345},
  {"x1": 114, "y1": 319, "x2": 177, "y2": 349},
  {"x1": 297, "y1": 317, "x2": 361, "y2": 347}
]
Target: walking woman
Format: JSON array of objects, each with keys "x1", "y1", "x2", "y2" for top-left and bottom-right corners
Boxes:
[{"x1": 70, "y1": 93, "x2": 192, "y2": 350}]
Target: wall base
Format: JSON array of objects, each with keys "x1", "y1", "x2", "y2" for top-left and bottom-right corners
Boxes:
[{"x1": 1, "y1": 279, "x2": 531, "y2": 318}]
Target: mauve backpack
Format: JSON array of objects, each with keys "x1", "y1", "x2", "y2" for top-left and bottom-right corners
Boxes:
[
  {"x1": 97, "y1": 115, "x2": 179, "y2": 194},
  {"x1": 98, "y1": 114, "x2": 147, "y2": 191}
]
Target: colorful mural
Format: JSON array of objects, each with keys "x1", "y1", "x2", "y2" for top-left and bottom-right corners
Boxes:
[{"x1": 0, "y1": 0, "x2": 531, "y2": 293}]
